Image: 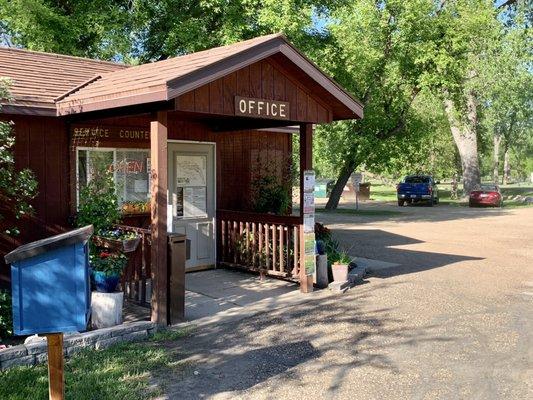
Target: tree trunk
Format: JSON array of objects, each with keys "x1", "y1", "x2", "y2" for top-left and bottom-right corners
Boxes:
[
  {"x1": 493, "y1": 132, "x2": 501, "y2": 184},
  {"x1": 325, "y1": 161, "x2": 356, "y2": 210},
  {"x1": 443, "y1": 92, "x2": 481, "y2": 195},
  {"x1": 503, "y1": 146, "x2": 511, "y2": 185}
]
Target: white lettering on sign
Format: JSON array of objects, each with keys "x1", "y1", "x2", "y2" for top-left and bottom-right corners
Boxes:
[{"x1": 235, "y1": 96, "x2": 290, "y2": 120}]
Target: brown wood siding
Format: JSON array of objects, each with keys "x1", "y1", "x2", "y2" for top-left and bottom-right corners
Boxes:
[
  {"x1": 0, "y1": 115, "x2": 70, "y2": 286},
  {"x1": 174, "y1": 58, "x2": 333, "y2": 123},
  {"x1": 0, "y1": 112, "x2": 292, "y2": 286},
  {"x1": 69, "y1": 114, "x2": 292, "y2": 213},
  {"x1": 166, "y1": 117, "x2": 292, "y2": 211}
]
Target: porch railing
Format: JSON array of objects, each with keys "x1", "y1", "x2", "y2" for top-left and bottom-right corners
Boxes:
[
  {"x1": 217, "y1": 210, "x2": 303, "y2": 279},
  {"x1": 114, "y1": 224, "x2": 152, "y2": 305}
]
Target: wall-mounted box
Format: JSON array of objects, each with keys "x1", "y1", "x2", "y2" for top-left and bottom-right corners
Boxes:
[{"x1": 4, "y1": 225, "x2": 93, "y2": 335}]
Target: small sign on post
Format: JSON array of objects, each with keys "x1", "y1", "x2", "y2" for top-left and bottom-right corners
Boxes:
[{"x1": 351, "y1": 172, "x2": 363, "y2": 211}]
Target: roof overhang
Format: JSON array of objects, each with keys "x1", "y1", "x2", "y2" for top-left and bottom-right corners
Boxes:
[{"x1": 56, "y1": 35, "x2": 363, "y2": 120}]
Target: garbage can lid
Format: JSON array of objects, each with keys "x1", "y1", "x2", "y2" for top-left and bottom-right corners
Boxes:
[
  {"x1": 4, "y1": 225, "x2": 94, "y2": 264},
  {"x1": 168, "y1": 233, "x2": 187, "y2": 243}
]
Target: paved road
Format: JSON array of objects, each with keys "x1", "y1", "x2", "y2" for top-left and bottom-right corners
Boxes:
[{"x1": 157, "y1": 204, "x2": 533, "y2": 399}]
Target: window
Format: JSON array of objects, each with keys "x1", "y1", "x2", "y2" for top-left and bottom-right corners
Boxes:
[{"x1": 77, "y1": 148, "x2": 151, "y2": 208}]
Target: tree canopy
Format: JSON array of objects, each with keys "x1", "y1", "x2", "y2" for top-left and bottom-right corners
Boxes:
[{"x1": 0, "y1": 0, "x2": 531, "y2": 205}]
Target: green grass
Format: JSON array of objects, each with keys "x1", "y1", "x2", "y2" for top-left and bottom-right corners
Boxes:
[
  {"x1": 316, "y1": 208, "x2": 402, "y2": 216},
  {"x1": 0, "y1": 328, "x2": 191, "y2": 400}
]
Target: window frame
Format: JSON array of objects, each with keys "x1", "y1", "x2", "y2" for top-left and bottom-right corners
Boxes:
[{"x1": 75, "y1": 146, "x2": 150, "y2": 209}]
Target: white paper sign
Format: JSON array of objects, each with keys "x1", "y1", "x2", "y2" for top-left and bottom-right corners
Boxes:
[
  {"x1": 303, "y1": 193, "x2": 315, "y2": 214},
  {"x1": 303, "y1": 170, "x2": 315, "y2": 193},
  {"x1": 134, "y1": 179, "x2": 148, "y2": 193},
  {"x1": 303, "y1": 214, "x2": 315, "y2": 233},
  {"x1": 176, "y1": 155, "x2": 207, "y2": 187}
]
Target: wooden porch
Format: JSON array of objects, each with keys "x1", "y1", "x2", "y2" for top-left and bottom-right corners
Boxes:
[{"x1": 54, "y1": 34, "x2": 362, "y2": 326}]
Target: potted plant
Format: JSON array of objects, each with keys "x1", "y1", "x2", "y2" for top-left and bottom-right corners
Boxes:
[
  {"x1": 331, "y1": 251, "x2": 351, "y2": 282},
  {"x1": 90, "y1": 251, "x2": 127, "y2": 293}
]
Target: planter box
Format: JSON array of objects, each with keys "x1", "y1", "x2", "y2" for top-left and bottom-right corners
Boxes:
[{"x1": 93, "y1": 235, "x2": 140, "y2": 253}]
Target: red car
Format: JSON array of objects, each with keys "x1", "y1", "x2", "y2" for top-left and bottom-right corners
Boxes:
[{"x1": 469, "y1": 184, "x2": 503, "y2": 207}]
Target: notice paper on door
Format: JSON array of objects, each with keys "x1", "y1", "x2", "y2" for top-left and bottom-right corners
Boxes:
[{"x1": 183, "y1": 187, "x2": 207, "y2": 218}]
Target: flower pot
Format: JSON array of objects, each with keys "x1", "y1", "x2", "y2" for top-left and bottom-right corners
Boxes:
[
  {"x1": 332, "y1": 263, "x2": 349, "y2": 282},
  {"x1": 92, "y1": 270, "x2": 121, "y2": 293},
  {"x1": 93, "y1": 235, "x2": 140, "y2": 253}
]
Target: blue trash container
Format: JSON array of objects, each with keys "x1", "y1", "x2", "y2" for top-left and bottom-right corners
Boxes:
[{"x1": 4, "y1": 225, "x2": 93, "y2": 335}]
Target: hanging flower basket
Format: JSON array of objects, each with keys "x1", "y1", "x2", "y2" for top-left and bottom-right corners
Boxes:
[{"x1": 93, "y1": 229, "x2": 141, "y2": 253}]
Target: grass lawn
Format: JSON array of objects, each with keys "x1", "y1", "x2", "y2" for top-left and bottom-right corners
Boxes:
[
  {"x1": 368, "y1": 182, "x2": 532, "y2": 208},
  {"x1": 0, "y1": 328, "x2": 191, "y2": 400},
  {"x1": 316, "y1": 208, "x2": 403, "y2": 216}
]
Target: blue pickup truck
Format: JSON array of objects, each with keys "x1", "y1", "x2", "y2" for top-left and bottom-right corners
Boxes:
[{"x1": 396, "y1": 175, "x2": 439, "y2": 206}]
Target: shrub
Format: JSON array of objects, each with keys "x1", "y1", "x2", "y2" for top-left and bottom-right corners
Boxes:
[
  {"x1": 76, "y1": 170, "x2": 121, "y2": 234},
  {"x1": 0, "y1": 289, "x2": 13, "y2": 339}
]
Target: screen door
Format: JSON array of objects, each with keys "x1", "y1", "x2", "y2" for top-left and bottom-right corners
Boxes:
[{"x1": 167, "y1": 142, "x2": 215, "y2": 270}]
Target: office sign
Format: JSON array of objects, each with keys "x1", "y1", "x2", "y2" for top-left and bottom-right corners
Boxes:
[{"x1": 234, "y1": 96, "x2": 290, "y2": 120}]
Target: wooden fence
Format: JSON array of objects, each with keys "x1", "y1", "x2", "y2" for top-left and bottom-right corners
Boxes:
[{"x1": 217, "y1": 210, "x2": 303, "y2": 279}]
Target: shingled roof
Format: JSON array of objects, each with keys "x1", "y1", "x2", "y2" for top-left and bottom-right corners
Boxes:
[
  {"x1": 56, "y1": 34, "x2": 363, "y2": 119},
  {"x1": 0, "y1": 47, "x2": 127, "y2": 115},
  {"x1": 1, "y1": 34, "x2": 363, "y2": 120}
]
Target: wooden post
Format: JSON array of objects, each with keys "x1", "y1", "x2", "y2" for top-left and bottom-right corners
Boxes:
[
  {"x1": 150, "y1": 111, "x2": 169, "y2": 325},
  {"x1": 299, "y1": 123, "x2": 314, "y2": 293},
  {"x1": 46, "y1": 333, "x2": 64, "y2": 400}
]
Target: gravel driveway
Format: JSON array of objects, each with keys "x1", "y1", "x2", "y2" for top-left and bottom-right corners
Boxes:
[{"x1": 157, "y1": 204, "x2": 533, "y2": 400}]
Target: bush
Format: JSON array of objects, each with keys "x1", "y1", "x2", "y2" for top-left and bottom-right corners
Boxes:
[
  {"x1": 251, "y1": 175, "x2": 291, "y2": 215},
  {"x1": 0, "y1": 289, "x2": 13, "y2": 339},
  {"x1": 76, "y1": 170, "x2": 121, "y2": 234}
]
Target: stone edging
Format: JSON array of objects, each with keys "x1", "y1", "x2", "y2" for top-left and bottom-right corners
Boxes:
[{"x1": 0, "y1": 321, "x2": 157, "y2": 370}]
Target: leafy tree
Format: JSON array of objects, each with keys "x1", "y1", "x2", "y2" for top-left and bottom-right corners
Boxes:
[
  {"x1": 316, "y1": 0, "x2": 440, "y2": 209},
  {"x1": 0, "y1": 79, "x2": 38, "y2": 236},
  {"x1": 0, "y1": 0, "x2": 134, "y2": 60},
  {"x1": 479, "y1": 1, "x2": 532, "y2": 184}
]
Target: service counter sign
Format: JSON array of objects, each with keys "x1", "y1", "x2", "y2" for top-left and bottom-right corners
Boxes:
[{"x1": 71, "y1": 124, "x2": 150, "y2": 148}]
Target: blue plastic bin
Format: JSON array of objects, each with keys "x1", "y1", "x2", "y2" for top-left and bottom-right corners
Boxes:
[{"x1": 4, "y1": 225, "x2": 93, "y2": 335}]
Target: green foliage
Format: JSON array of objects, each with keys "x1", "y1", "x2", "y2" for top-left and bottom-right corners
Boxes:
[
  {"x1": 251, "y1": 175, "x2": 291, "y2": 215},
  {"x1": 0, "y1": 339, "x2": 182, "y2": 400},
  {"x1": 0, "y1": 289, "x2": 13, "y2": 340},
  {"x1": 0, "y1": 79, "x2": 38, "y2": 236},
  {"x1": 89, "y1": 251, "x2": 127, "y2": 276},
  {"x1": 0, "y1": 0, "x2": 133, "y2": 60},
  {"x1": 335, "y1": 251, "x2": 352, "y2": 265},
  {"x1": 76, "y1": 170, "x2": 121, "y2": 234}
]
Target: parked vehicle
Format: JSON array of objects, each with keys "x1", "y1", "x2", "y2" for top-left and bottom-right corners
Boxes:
[
  {"x1": 469, "y1": 184, "x2": 503, "y2": 207},
  {"x1": 397, "y1": 175, "x2": 439, "y2": 206}
]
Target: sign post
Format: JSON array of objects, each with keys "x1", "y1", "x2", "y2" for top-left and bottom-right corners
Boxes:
[
  {"x1": 46, "y1": 333, "x2": 65, "y2": 400},
  {"x1": 351, "y1": 173, "x2": 362, "y2": 211},
  {"x1": 302, "y1": 170, "x2": 316, "y2": 280}
]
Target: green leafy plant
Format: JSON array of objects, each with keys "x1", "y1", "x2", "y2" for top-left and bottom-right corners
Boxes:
[
  {"x1": 0, "y1": 79, "x2": 38, "y2": 236},
  {"x1": 0, "y1": 289, "x2": 13, "y2": 340},
  {"x1": 90, "y1": 251, "x2": 127, "y2": 276},
  {"x1": 251, "y1": 175, "x2": 291, "y2": 215},
  {"x1": 98, "y1": 228, "x2": 138, "y2": 241},
  {"x1": 334, "y1": 251, "x2": 352, "y2": 266},
  {"x1": 76, "y1": 170, "x2": 121, "y2": 234}
]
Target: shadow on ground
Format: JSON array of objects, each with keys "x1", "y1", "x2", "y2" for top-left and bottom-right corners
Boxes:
[
  {"x1": 332, "y1": 228, "x2": 483, "y2": 278},
  {"x1": 158, "y1": 281, "x2": 455, "y2": 399}
]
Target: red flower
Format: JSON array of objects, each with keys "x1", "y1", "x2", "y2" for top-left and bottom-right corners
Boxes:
[{"x1": 100, "y1": 252, "x2": 111, "y2": 258}]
